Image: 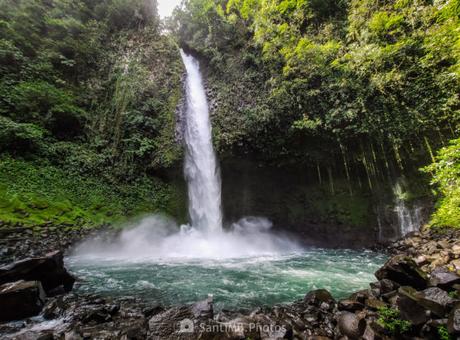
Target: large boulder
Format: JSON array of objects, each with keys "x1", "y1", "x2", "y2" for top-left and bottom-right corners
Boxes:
[
  {"x1": 415, "y1": 287, "x2": 454, "y2": 317},
  {"x1": 429, "y1": 268, "x2": 460, "y2": 290},
  {"x1": 148, "y1": 297, "x2": 214, "y2": 339},
  {"x1": 375, "y1": 255, "x2": 428, "y2": 289},
  {"x1": 397, "y1": 286, "x2": 429, "y2": 325},
  {"x1": 0, "y1": 280, "x2": 46, "y2": 321},
  {"x1": 0, "y1": 251, "x2": 75, "y2": 295},
  {"x1": 304, "y1": 289, "x2": 335, "y2": 306},
  {"x1": 338, "y1": 312, "x2": 366, "y2": 339},
  {"x1": 338, "y1": 299, "x2": 364, "y2": 312}
]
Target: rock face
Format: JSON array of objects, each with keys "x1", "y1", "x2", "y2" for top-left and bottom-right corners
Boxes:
[
  {"x1": 0, "y1": 280, "x2": 45, "y2": 321},
  {"x1": 0, "y1": 251, "x2": 75, "y2": 295},
  {"x1": 375, "y1": 254, "x2": 428, "y2": 289},
  {"x1": 0, "y1": 225, "x2": 105, "y2": 266},
  {"x1": 220, "y1": 158, "x2": 423, "y2": 248}
]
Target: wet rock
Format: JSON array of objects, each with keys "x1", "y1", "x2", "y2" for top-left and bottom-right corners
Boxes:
[
  {"x1": 149, "y1": 305, "x2": 194, "y2": 337},
  {"x1": 377, "y1": 279, "x2": 399, "y2": 295},
  {"x1": 397, "y1": 286, "x2": 429, "y2": 325},
  {"x1": 429, "y1": 268, "x2": 460, "y2": 290},
  {"x1": 338, "y1": 299, "x2": 364, "y2": 312},
  {"x1": 448, "y1": 303, "x2": 460, "y2": 334},
  {"x1": 192, "y1": 295, "x2": 213, "y2": 319},
  {"x1": 42, "y1": 298, "x2": 62, "y2": 320},
  {"x1": 348, "y1": 289, "x2": 373, "y2": 304},
  {"x1": 338, "y1": 312, "x2": 366, "y2": 339},
  {"x1": 122, "y1": 325, "x2": 147, "y2": 339},
  {"x1": 260, "y1": 323, "x2": 291, "y2": 340},
  {"x1": 65, "y1": 331, "x2": 83, "y2": 340},
  {"x1": 142, "y1": 304, "x2": 164, "y2": 317},
  {"x1": 364, "y1": 298, "x2": 387, "y2": 310},
  {"x1": 0, "y1": 251, "x2": 75, "y2": 295},
  {"x1": 375, "y1": 255, "x2": 428, "y2": 289},
  {"x1": 304, "y1": 289, "x2": 335, "y2": 305},
  {"x1": 81, "y1": 305, "x2": 113, "y2": 324},
  {"x1": 0, "y1": 280, "x2": 45, "y2": 321},
  {"x1": 362, "y1": 324, "x2": 375, "y2": 340},
  {"x1": 415, "y1": 287, "x2": 454, "y2": 317}
]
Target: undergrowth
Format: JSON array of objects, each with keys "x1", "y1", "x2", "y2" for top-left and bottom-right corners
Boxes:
[{"x1": 0, "y1": 157, "x2": 184, "y2": 229}]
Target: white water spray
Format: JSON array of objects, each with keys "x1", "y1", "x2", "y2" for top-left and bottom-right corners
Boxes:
[
  {"x1": 71, "y1": 51, "x2": 301, "y2": 261},
  {"x1": 393, "y1": 182, "x2": 422, "y2": 237},
  {"x1": 181, "y1": 50, "x2": 222, "y2": 232}
]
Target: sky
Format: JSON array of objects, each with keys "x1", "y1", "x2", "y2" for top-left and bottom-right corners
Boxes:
[{"x1": 157, "y1": 0, "x2": 183, "y2": 18}]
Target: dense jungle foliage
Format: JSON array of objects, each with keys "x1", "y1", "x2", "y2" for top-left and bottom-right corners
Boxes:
[
  {"x1": 0, "y1": 0, "x2": 185, "y2": 227},
  {"x1": 172, "y1": 0, "x2": 459, "y2": 226},
  {"x1": 0, "y1": 0, "x2": 458, "y2": 229},
  {"x1": 174, "y1": 0, "x2": 459, "y2": 164}
]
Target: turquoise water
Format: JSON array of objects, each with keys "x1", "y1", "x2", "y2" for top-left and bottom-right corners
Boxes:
[{"x1": 67, "y1": 249, "x2": 386, "y2": 311}]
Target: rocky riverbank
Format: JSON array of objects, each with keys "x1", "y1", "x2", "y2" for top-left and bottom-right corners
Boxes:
[
  {"x1": 0, "y1": 225, "x2": 107, "y2": 266},
  {"x1": 0, "y1": 227, "x2": 460, "y2": 339}
]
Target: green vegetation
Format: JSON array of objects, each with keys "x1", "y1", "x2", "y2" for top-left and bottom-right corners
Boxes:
[
  {"x1": 377, "y1": 306, "x2": 411, "y2": 335},
  {"x1": 0, "y1": 0, "x2": 185, "y2": 227},
  {"x1": 438, "y1": 325, "x2": 452, "y2": 340},
  {"x1": 172, "y1": 0, "x2": 459, "y2": 227},
  {"x1": 173, "y1": 0, "x2": 458, "y2": 170},
  {"x1": 423, "y1": 138, "x2": 460, "y2": 228},
  {"x1": 0, "y1": 0, "x2": 458, "y2": 230},
  {"x1": 0, "y1": 157, "x2": 183, "y2": 228}
]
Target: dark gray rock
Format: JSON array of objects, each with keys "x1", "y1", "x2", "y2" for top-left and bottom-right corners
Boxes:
[
  {"x1": 0, "y1": 280, "x2": 45, "y2": 321},
  {"x1": 375, "y1": 255, "x2": 428, "y2": 289},
  {"x1": 64, "y1": 331, "x2": 83, "y2": 340},
  {"x1": 397, "y1": 287, "x2": 429, "y2": 325},
  {"x1": 348, "y1": 289, "x2": 373, "y2": 304},
  {"x1": 371, "y1": 279, "x2": 399, "y2": 295},
  {"x1": 338, "y1": 299, "x2": 364, "y2": 312},
  {"x1": 429, "y1": 268, "x2": 460, "y2": 290},
  {"x1": 448, "y1": 303, "x2": 460, "y2": 334},
  {"x1": 415, "y1": 287, "x2": 454, "y2": 317},
  {"x1": 305, "y1": 289, "x2": 335, "y2": 305},
  {"x1": 148, "y1": 302, "x2": 201, "y2": 338},
  {"x1": 192, "y1": 295, "x2": 213, "y2": 319},
  {"x1": 338, "y1": 312, "x2": 366, "y2": 339},
  {"x1": 0, "y1": 251, "x2": 75, "y2": 295}
]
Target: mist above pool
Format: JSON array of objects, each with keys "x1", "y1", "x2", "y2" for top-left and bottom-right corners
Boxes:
[
  {"x1": 68, "y1": 216, "x2": 386, "y2": 311},
  {"x1": 68, "y1": 246, "x2": 385, "y2": 311}
]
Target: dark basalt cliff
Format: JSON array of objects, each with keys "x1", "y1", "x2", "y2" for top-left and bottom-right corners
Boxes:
[{"x1": 221, "y1": 158, "x2": 432, "y2": 248}]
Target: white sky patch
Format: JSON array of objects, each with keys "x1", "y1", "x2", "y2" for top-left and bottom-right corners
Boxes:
[{"x1": 157, "y1": 0, "x2": 182, "y2": 18}]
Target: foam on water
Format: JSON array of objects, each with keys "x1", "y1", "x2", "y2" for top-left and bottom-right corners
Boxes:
[
  {"x1": 68, "y1": 242, "x2": 386, "y2": 310},
  {"x1": 66, "y1": 51, "x2": 387, "y2": 311},
  {"x1": 72, "y1": 215, "x2": 302, "y2": 262}
]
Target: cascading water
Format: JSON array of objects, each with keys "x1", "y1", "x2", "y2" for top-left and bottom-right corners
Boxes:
[
  {"x1": 180, "y1": 50, "x2": 222, "y2": 232},
  {"x1": 66, "y1": 50, "x2": 387, "y2": 311},
  {"x1": 393, "y1": 182, "x2": 422, "y2": 237}
]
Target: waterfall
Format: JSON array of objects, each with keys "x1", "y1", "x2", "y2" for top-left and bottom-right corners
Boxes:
[
  {"x1": 394, "y1": 202, "x2": 422, "y2": 237},
  {"x1": 393, "y1": 182, "x2": 422, "y2": 237},
  {"x1": 180, "y1": 50, "x2": 223, "y2": 232}
]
